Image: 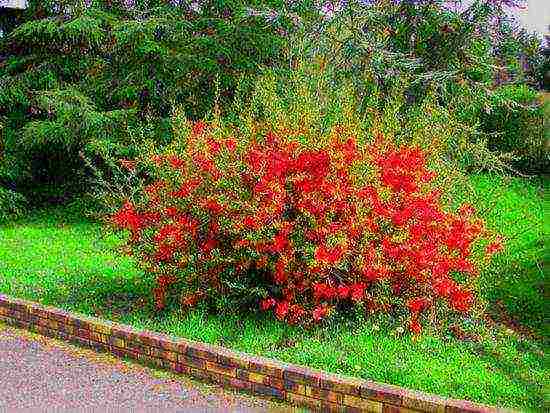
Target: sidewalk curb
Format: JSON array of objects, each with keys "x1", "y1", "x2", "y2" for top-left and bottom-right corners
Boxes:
[{"x1": 0, "y1": 294, "x2": 503, "y2": 412}]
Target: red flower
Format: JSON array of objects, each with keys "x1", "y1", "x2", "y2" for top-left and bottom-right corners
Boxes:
[
  {"x1": 243, "y1": 216, "x2": 260, "y2": 230},
  {"x1": 458, "y1": 204, "x2": 476, "y2": 217},
  {"x1": 313, "y1": 283, "x2": 335, "y2": 301},
  {"x1": 204, "y1": 198, "x2": 224, "y2": 214},
  {"x1": 450, "y1": 289, "x2": 474, "y2": 312},
  {"x1": 350, "y1": 283, "x2": 366, "y2": 302},
  {"x1": 151, "y1": 154, "x2": 165, "y2": 166},
  {"x1": 153, "y1": 287, "x2": 166, "y2": 310},
  {"x1": 274, "y1": 259, "x2": 287, "y2": 284},
  {"x1": 315, "y1": 245, "x2": 344, "y2": 265},
  {"x1": 433, "y1": 278, "x2": 456, "y2": 297},
  {"x1": 200, "y1": 238, "x2": 218, "y2": 254},
  {"x1": 409, "y1": 318, "x2": 422, "y2": 335},
  {"x1": 170, "y1": 178, "x2": 201, "y2": 198},
  {"x1": 485, "y1": 239, "x2": 504, "y2": 255},
  {"x1": 260, "y1": 298, "x2": 276, "y2": 311},
  {"x1": 407, "y1": 297, "x2": 430, "y2": 313},
  {"x1": 287, "y1": 304, "x2": 306, "y2": 325},
  {"x1": 167, "y1": 155, "x2": 185, "y2": 170},
  {"x1": 192, "y1": 120, "x2": 206, "y2": 135},
  {"x1": 312, "y1": 304, "x2": 330, "y2": 322},
  {"x1": 165, "y1": 206, "x2": 178, "y2": 217},
  {"x1": 275, "y1": 300, "x2": 290, "y2": 320},
  {"x1": 120, "y1": 159, "x2": 136, "y2": 171},
  {"x1": 269, "y1": 232, "x2": 289, "y2": 254},
  {"x1": 225, "y1": 138, "x2": 237, "y2": 152},
  {"x1": 181, "y1": 291, "x2": 203, "y2": 308},
  {"x1": 208, "y1": 139, "x2": 221, "y2": 155},
  {"x1": 112, "y1": 201, "x2": 143, "y2": 235},
  {"x1": 337, "y1": 285, "x2": 350, "y2": 299},
  {"x1": 155, "y1": 243, "x2": 175, "y2": 261}
]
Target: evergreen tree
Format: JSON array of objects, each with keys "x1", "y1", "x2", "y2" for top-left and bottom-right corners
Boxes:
[{"x1": 0, "y1": 0, "x2": 311, "y2": 203}]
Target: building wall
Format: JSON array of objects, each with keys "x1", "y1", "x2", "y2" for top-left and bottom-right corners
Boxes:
[
  {"x1": 515, "y1": 0, "x2": 549, "y2": 38},
  {"x1": 0, "y1": 0, "x2": 28, "y2": 10}
]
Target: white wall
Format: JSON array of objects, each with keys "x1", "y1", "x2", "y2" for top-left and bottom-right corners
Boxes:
[
  {"x1": 0, "y1": 0, "x2": 28, "y2": 9},
  {"x1": 514, "y1": 0, "x2": 549, "y2": 37}
]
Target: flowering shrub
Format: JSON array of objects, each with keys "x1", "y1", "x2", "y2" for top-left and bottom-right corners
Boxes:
[{"x1": 110, "y1": 120, "x2": 503, "y2": 332}]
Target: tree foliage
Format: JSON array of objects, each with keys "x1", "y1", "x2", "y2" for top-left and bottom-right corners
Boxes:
[{"x1": 0, "y1": 0, "x2": 309, "y2": 202}]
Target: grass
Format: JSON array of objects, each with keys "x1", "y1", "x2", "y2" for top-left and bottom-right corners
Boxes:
[
  {"x1": 453, "y1": 173, "x2": 547, "y2": 337},
  {"x1": 0, "y1": 175, "x2": 547, "y2": 410}
]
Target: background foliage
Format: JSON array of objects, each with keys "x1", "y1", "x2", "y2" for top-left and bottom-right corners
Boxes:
[{"x1": 0, "y1": 0, "x2": 314, "y2": 205}]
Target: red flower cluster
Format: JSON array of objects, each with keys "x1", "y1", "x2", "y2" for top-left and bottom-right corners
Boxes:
[{"x1": 110, "y1": 122, "x2": 501, "y2": 332}]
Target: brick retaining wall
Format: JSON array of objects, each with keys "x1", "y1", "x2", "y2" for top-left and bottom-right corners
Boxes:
[{"x1": 0, "y1": 294, "x2": 501, "y2": 412}]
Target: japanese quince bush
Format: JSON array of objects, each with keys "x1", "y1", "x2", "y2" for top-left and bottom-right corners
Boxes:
[{"x1": 111, "y1": 121, "x2": 503, "y2": 333}]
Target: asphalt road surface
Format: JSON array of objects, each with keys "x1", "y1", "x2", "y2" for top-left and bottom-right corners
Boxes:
[{"x1": 0, "y1": 322, "x2": 294, "y2": 411}]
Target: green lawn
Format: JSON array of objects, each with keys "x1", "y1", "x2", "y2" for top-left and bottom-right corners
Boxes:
[{"x1": 0, "y1": 175, "x2": 546, "y2": 410}]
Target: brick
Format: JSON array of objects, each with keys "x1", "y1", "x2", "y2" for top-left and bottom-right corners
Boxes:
[
  {"x1": 36, "y1": 317, "x2": 51, "y2": 327},
  {"x1": 343, "y1": 407, "x2": 363, "y2": 413},
  {"x1": 162, "y1": 350, "x2": 178, "y2": 363},
  {"x1": 228, "y1": 377, "x2": 253, "y2": 392},
  {"x1": 175, "y1": 342, "x2": 188, "y2": 355},
  {"x1": 343, "y1": 394, "x2": 383, "y2": 412},
  {"x1": 252, "y1": 383, "x2": 285, "y2": 400},
  {"x1": 217, "y1": 349, "x2": 250, "y2": 369},
  {"x1": 47, "y1": 319, "x2": 59, "y2": 330},
  {"x1": 360, "y1": 382, "x2": 404, "y2": 405},
  {"x1": 27, "y1": 306, "x2": 43, "y2": 316},
  {"x1": 149, "y1": 346, "x2": 164, "y2": 358},
  {"x1": 47, "y1": 309, "x2": 70, "y2": 323},
  {"x1": 266, "y1": 376, "x2": 284, "y2": 390},
  {"x1": 76, "y1": 328, "x2": 91, "y2": 340},
  {"x1": 8, "y1": 301, "x2": 28, "y2": 313},
  {"x1": 72, "y1": 318, "x2": 92, "y2": 330},
  {"x1": 248, "y1": 356, "x2": 286, "y2": 378},
  {"x1": 139, "y1": 355, "x2": 163, "y2": 369},
  {"x1": 319, "y1": 373, "x2": 363, "y2": 396},
  {"x1": 283, "y1": 380, "x2": 306, "y2": 395},
  {"x1": 158, "y1": 338, "x2": 179, "y2": 353},
  {"x1": 39, "y1": 326, "x2": 56, "y2": 338},
  {"x1": 240, "y1": 370, "x2": 268, "y2": 385},
  {"x1": 89, "y1": 341, "x2": 110, "y2": 353},
  {"x1": 56, "y1": 331, "x2": 69, "y2": 341},
  {"x1": 283, "y1": 366, "x2": 320, "y2": 387},
  {"x1": 286, "y1": 392, "x2": 322, "y2": 410},
  {"x1": 177, "y1": 354, "x2": 206, "y2": 370},
  {"x1": 402, "y1": 391, "x2": 446, "y2": 413},
  {"x1": 88, "y1": 331, "x2": 102, "y2": 343},
  {"x1": 185, "y1": 344, "x2": 218, "y2": 362},
  {"x1": 70, "y1": 336, "x2": 91, "y2": 348},
  {"x1": 445, "y1": 400, "x2": 497, "y2": 413},
  {"x1": 90, "y1": 322, "x2": 112, "y2": 335},
  {"x1": 60, "y1": 324, "x2": 76, "y2": 335},
  {"x1": 137, "y1": 332, "x2": 163, "y2": 348},
  {"x1": 205, "y1": 361, "x2": 237, "y2": 377},
  {"x1": 236, "y1": 368, "x2": 249, "y2": 381},
  {"x1": 121, "y1": 349, "x2": 139, "y2": 361},
  {"x1": 189, "y1": 368, "x2": 209, "y2": 381},
  {"x1": 164, "y1": 361, "x2": 178, "y2": 371},
  {"x1": 14, "y1": 320, "x2": 31, "y2": 330},
  {"x1": 321, "y1": 401, "x2": 348, "y2": 413},
  {"x1": 36, "y1": 324, "x2": 49, "y2": 336},
  {"x1": 305, "y1": 386, "x2": 343, "y2": 404},
  {"x1": 108, "y1": 336, "x2": 126, "y2": 349},
  {"x1": 174, "y1": 363, "x2": 191, "y2": 374},
  {"x1": 383, "y1": 405, "x2": 418, "y2": 413},
  {"x1": 125, "y1": 341, "x2": 147, "y2": 355}
]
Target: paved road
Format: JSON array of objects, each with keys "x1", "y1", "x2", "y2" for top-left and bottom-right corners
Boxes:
[{"x1": 0, "y1": 323, "x2": 293, "y2": 411}]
